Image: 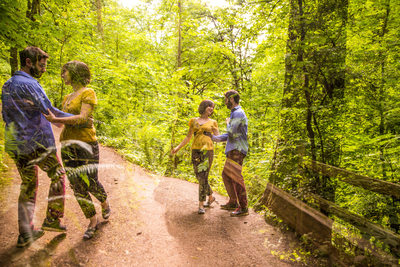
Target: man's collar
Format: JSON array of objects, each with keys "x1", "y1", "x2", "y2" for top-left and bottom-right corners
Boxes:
[
  {"x1": 14, "y1": 70, "x2": 34, "y2": 79},
  {"x1": 231, "y1": 105, "x2": 240, "y2": 112}
]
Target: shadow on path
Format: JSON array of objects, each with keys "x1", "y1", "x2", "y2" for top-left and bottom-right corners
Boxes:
[
  {"x1": 0, "y1": 233, "x2": 66, "y2": 267},
  {"x1": 51, "y1": 220, "x2": 110, "y2": 266}
]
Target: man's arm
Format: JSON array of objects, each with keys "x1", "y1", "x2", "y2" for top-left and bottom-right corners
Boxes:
[
  {"x1": 25, "y1": 83, "x2": 72, "y2": 117},
  {"x1": 204, "y1": 131, "x2": 228, "y2": 142},
  {"x1": 49, "y1": 106, "x2": 72, "y2": 118},
  {"x1": 26, "y1": 83, "x2": 93, "y2": 128}
]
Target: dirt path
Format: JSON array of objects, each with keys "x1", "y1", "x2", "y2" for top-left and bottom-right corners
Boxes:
[{"x1": 0, "y1": 127, "x2": 314, "y2": 267}]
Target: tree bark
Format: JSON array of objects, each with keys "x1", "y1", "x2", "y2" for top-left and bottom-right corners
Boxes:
[
  {"x1": 9, "y1": 47, "x2": 18, "y2": 76},
  {"x1": 176, "y1": 0, "x2": 182, "y2": 68},
  {"x1": 26, "y1": 0, "x2": 40, "y2": 21},
  {"x1": 96, "y1": 0, "x2": 104, "y2": 41}
]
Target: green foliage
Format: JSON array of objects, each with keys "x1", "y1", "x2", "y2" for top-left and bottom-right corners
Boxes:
[{"x1": 1, "y1": 0, "x2": 400, "y2": 260}]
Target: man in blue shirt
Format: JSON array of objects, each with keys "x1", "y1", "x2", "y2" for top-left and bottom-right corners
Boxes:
[
  {"x1": 2, "y1": 47, "x2": 70, "y2": 247},
  {"x1": 208, "y1": 90, "x2": 249, "y2": 217}
]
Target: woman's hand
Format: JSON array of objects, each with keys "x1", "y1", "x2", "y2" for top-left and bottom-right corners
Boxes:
[
  {"x1": 43, "y1": 108, "x2": 57, "y2": 122},
  {"x1": 171, "y1": 147, "x2": 179, "y2": 154}
]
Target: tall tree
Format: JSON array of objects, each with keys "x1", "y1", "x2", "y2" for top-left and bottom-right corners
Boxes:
[
  {"x1": 0, "y1": 0, "x2": 31, "y2": 75},
  {"x1": 96, "y1": 0, "x2": 104, "y2": 41},
  {"x1": 343, "y1": 0, "x2": 400, "y2": 232},
  {"x1": 268, "y1": 0, "x2": 348, "y2": 201}
]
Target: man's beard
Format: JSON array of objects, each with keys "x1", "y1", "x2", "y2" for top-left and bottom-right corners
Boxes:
[
  {"x1": 226, "y1": 101, "x2": 233, "y2": 109},
  {"x1": 30, "y1": 65, "x2": 42, "y2": 78}
]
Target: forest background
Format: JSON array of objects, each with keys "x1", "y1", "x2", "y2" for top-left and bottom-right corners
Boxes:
[{"x1": 0, "y1": 0, "x2": 400, "y2": 258}]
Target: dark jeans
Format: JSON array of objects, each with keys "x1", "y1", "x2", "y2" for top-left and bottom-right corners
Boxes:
[
  {"x1": 222, "y1": 149, "x2": 248, "y2": 208},
  {"x1": 192, "y1": 150, "x2": 214, "y2": 202},
  {"x1": 61, "y1": 141, "x2": 107, "y2": 218},
  {"x1": 11, "y1": 147, "x2": 65, "y2": 235}
]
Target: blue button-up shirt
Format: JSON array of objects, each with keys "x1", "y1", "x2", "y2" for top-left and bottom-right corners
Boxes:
[
  {"x1": 2, "y1": 71, "x2": 71, "y2": 155},
  {"x1": 212, "y1": 105, "x2": 249, "y2": 155}
]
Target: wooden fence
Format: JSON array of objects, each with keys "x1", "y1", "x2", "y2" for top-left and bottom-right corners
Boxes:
[{"x1": 259, "y1": 159, "x2": 400, "y2": 265}]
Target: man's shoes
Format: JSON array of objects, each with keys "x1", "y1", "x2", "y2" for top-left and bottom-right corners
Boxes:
[
  {"x1": 230, "y1": 207, "x2": 249, "y2": 217},
  {"x1": 220, "y1": 202, "x2": 238, "y2": 210},
  {"x1": 198, "y1": 208, "x2": 206, "y2": 214},
  {"x1": 16, "y1": 229, "x2": 45, "y2": 248},
  {"x1": 42, "y1": 219, "x2": 67, "y2": 232}
]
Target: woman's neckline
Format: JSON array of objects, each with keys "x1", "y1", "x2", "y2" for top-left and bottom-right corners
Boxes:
[{"x1": 196, "y1": 118, "x2": 211, "y2": 126}]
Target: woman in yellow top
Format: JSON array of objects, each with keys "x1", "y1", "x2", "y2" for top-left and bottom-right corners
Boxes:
[
  {"x1": 44, "y1": 61, "x2": 110, "y2": 239},
  {"x1": 172, "y1": 100, "x2": 219, "y2": 214}
]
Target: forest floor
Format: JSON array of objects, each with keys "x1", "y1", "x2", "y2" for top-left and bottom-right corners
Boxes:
[{"x1": 0, "y1": 127, "x2": 328, "y2": 267}]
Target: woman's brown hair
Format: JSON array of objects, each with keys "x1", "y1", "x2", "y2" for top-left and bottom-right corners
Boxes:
[
  {"x1": 198, "y1": 100, "x2": 215, "y2": 115},
  {"x1": 62, "y1": 60, "x2": 91, "y2": 86}
]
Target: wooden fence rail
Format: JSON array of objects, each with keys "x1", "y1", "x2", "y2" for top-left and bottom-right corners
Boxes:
[
  {"x1": 304, "y1": 160, "x2": 400, "y2": 198},
  {"x1": 259, "y1": 159, "x2": 400, "y2": 265}
]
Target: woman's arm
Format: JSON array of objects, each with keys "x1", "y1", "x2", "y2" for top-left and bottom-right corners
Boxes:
[
  {"x1": 171, "y1": 127, "x2": 194, "y2": 154},
  {"x1": 43, "y1": 103, "x2": 93, "y2": 125}
]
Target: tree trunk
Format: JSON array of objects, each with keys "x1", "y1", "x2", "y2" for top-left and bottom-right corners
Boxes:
[
  {"x1": 96, "y1": 0, "x2": 104, "y2": 41},
  {"x1": 266, "y1": 0, "x2": 348, "y2": 202},
  {"x1": 9, "y1": 47, "x2": 18, "y2": 76},
  {"x1": 176, "y1": 0, "x2": 182, "y2": 68},
  {"x1": 166, "y1": 0, "x2": 183, "y2": 176},
  {"x1": 26, "y1": 0, "x2": 40, "y2": 21},
  {"x1": 10, "y1": 0, "x2": 42, "y2": 76}
]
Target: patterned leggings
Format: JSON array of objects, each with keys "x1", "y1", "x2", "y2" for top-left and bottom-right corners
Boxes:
[
  {"x1": 191, "y1": 149, "x2": 214, "y2": 202},
  {"x1": 61, "y1": 141, "x2": 107, "y2": 218}
]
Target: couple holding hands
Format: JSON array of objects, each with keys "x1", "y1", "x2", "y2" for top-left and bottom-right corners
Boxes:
[
  {"x1": 172, "y1": 90, "x2": 249, "y2": 217},
  {"x1": 2, "y1": 46, "x2": 110, "y2": 247}
]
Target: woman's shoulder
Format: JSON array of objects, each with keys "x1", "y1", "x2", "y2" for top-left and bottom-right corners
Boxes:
[
  {"x1": 79, "y1": 87, "x2": 97, "y2": 102},
  {"x1": 64, "y1": 92, "x2": 73, "y2": 98},
  {"x1": 189, "y1": 117, "x2": 199, "y2": 123},
  {"x1": 81, "y1": 87, "x2": 96, "y2": 95}
]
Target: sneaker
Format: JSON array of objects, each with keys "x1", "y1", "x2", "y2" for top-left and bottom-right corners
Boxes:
[
  {"x1": 102, "y1": 201, "x2": 111, "y2": 220},
  {"x1": 198, "y1": 208, "x2": 206, "y2": 214},
  {"x1": 42, "y1": 219, "x2": 67, "y2": 232},
  {"x1": 203, "y1": 196, "x2": 216, "y2": 208},
  {"x1": 83, "y1": 226, "x2": 97, "y2": 240},
  {"x1": 230, "y1": 207, "x2": 249, "y2": 217},
  {"x1": 16, "y1": 229, "x2": 45, "y2": 248},
  {"x1": 220, "y1": 202, "x2": 238, "y2": 210}
]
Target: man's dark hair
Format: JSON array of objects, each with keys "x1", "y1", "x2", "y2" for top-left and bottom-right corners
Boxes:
[
  {"x1": 20, "y1": 46, "x2": 49, "y2": 67},
  {"x1": 225, "y1": 90, "x2": 240, "y2": 104},
  {"x1": 62, "y1": 60, "x2": 91, "y2": 86},
  {"x1": 198, "y1": 99, "x2": 215, "y2": 115}
]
